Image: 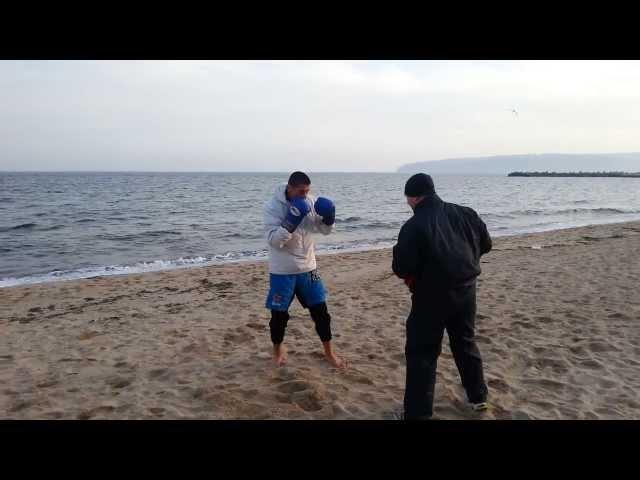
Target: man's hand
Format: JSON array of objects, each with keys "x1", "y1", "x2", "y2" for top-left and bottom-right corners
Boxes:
[
  {"x1": 404, "y1": 276, "x2": 416, "y2": 293},
  {"x1": 281, "y1": 197, "x2": 311, "y2": 233},
  {"x1": 314, "y1": 197, "x2": 335, "y2": 226}
]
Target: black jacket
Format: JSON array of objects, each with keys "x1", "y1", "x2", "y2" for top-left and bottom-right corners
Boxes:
[{"x1": 392, "y1": 193, "x2": 492, "y2": 295}]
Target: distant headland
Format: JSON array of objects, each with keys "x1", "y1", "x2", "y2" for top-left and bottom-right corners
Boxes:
[
  {"x1": 508, "y1": 171, "x2": 640, "y2": 178},
  {"x1": 397, "y1": 153, "x2": 640, "y2": 175}
]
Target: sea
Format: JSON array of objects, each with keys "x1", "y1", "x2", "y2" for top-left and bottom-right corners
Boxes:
[{"x1": 2, "y1": 172, "x2": 640, "y2": 287}]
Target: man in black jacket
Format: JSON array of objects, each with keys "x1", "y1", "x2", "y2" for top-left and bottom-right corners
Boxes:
[{"x1": 392, "y1": 173, "x2": 492, "y2": 420}]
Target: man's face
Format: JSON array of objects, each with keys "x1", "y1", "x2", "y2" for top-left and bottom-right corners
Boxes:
[
  {"x1": 287, "y1": 183, "x2": 310, "y2": 199},
  {"x1": 406, "y1": 196, "x2": 423, "y2": 210}
]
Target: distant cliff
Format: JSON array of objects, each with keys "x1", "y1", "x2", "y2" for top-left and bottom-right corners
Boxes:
[
  {"x1": 508, "y1": 171, "x2": 640, "y2": 177},
  {"x1": 397, "y1": 153, "x2": 640, "y2": 175}
]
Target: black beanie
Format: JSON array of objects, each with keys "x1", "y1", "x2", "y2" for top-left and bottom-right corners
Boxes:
[{"x1": 404, "y1": 173, "x2": 435, "y2": 197}]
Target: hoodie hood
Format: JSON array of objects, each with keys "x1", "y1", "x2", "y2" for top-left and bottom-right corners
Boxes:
[{"x1": 274, "y1": 183, "x2": 288, "y2": 205}]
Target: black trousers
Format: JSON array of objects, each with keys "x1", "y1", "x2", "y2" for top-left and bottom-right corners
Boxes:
[
  {"x1": 270, "y1": 302, "x2": 332, "y2": 344},
  {"x1": 404, "y1": 283, "x2": 488, "y2": 419}
]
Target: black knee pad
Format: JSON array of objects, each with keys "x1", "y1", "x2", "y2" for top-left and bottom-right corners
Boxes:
[
  {"x1": 309, "y1": 302, "x2": 332, "y2": 342},
  {"x1": 269, "y1": 310, "x2": 289, "y2": 344}
]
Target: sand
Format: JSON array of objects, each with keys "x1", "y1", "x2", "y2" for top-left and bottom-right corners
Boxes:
[{"x1": 1, "y1": 221, "x2": 640, "y2": 420}]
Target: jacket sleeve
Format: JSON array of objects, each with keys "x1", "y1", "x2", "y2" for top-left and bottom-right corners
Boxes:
[
  {"x1": 392, "y1": 221, "x2": 423, "y2": 279},
  {"x1": 264, "y1": 202, "x2": 292, "y2": 249},
  {"x1": 304, "y1": 213, "x2": 333, "y2": 235},
  {"x1": 475, "y1": 212, "x2": 492, "y2": 255}
]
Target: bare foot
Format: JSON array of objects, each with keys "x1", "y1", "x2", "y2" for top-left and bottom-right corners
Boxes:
[
  {"x1": 325, "y1": 352, "x2": 347, "y2": 369},
  {"x1": 273, "y1": 344, "x2": 287, "y2": 367}
]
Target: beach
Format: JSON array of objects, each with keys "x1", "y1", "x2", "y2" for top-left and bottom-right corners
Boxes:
[{"x1": 2, "y1": 220, "x2": 640, "y2": 420}]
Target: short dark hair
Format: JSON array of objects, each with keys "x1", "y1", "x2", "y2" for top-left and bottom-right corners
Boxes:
[{"x1": 288, "y1": 171, "x2": 311, "y2": 186}]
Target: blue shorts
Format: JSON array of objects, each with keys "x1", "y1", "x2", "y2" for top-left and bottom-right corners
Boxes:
[{"x1": 265, "y1": 270, "x2": 327, "y2": 311}]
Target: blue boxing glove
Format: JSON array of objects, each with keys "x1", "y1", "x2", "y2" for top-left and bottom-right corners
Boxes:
[
  {"x1": 281, "y1": 197, "x2": 311, "y2": 233},
  {"x1": 314, "y1": 197, "x2": 335, "y2": 226}
]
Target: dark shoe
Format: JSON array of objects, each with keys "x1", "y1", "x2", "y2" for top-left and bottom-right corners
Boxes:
[{"x1": 404, "y1": 414, "x2": 433, "y2": 421}]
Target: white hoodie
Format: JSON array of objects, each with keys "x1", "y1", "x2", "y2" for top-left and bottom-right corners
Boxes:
[{"x1": 264, "y1": 183, "x2": 333, "y2": 274}]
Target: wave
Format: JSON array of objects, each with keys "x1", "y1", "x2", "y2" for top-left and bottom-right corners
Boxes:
[
  {"x1": 1, "y1": 238, "x2": 406, "y2": 288},
  {"x1": 336, "y1": 216, "x2": 362, "y2": 223},
  {"x1": 481, "y1": 213, "x2": 517, "y2": 220},
  {"x1": 39, "y1": 225, "x2": 66, "y2": 232},
  {"x1": 340, "y1": 220, "x2": 402, "y2": 230},
  {"x1": 0, "y1": 252, "x2": 269, "y2": 288},
  {"x1": 97, "y1": 230, "x2": 183, "y2": 241},
  {"x1": 505, "y1": 207, "x2": 639, "y2": 217},
  {"x1": 0, "y1": 222, "x2": 38, "y2": 232},
  {"x1": 5, "y1": 211, "x2": 640, "y2": 289},
  {"x1": 218, "y1": 232, "x2": 263, "y2": 240},
  {"x1": 0, "y1": 223, "x2": 68, "y2": 233}
]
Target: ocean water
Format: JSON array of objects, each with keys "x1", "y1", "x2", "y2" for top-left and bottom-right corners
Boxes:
[{"x1": 2, "y1": 172, "x2": 640, "y2": 287}]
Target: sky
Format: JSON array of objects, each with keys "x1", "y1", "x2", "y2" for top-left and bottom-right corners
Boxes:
[{"x1": 2, "y1": 60, "x2": 640, "y2": 172}]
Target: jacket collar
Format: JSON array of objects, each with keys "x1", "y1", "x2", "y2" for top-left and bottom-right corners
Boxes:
[{"x1": 413, "y1": 192, "x2": 442, "y2": 213}]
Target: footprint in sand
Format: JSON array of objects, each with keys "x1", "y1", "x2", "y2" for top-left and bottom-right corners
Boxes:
[
  {"x1": 487, "y1": 377, "x2": 510, "y2": 394},
  {"x1": 538, "y1": 358, "x2": 570, "y2": 374},
  {"x1": 216, "y1": 372, "x2": 237, "y2": 382},
  {"x1": 148, "y1": 368, "x2": 172, "y2": 381},
  {"x1": 239, "y1": 388, "x2": 260, "y2": 400},
  {"x1": 589, "y1": 341, "x2": 617, "y2": 353},
  {"x1": 535, "y1": 316, "x2": 554, "y2": 324},
  {"x1": 523, "y1": 377, "x2": 565, "y2": 391},
  {"x1": 181, "y1": 343, "x2": 198, "y2": 353},
  {"x1": 45, "y1": 411, "x2": 65, "y2": 419},
  {"x1": 36, "y1": 379, "x2": 60, "y2": 388},
  {"x1": 114, "y1": 361, "x2": 136, "y2": 370},
  {"x1": 9, "y1": 399, "x2": 35, "y2": 413},
  {"x1": 598, "y1": 378, "x2": 619, "y2": 389},
  {"x1": 290, "y1": 389, "x2": 325, "y2": 412},
  {"x1": 390, "y1": 353, "x2": 406, "y2": 365},
  {"x1": 345, "y1": 372, "x2": 375, "y2": 386},
  {"x1": 475, "y1": 334, "x2": 492, "y2": 345},
  {"x1": 569, "y1": 345, "x2": 587, "y2": 356},
  {"x1": 579, "y1": 358, "x2": 604, "y2": 370},
  {"x1": 78, "y1": 330, "x2": 101, "y2": 341},
  {"x1": 223, "y1": 328, "x2": 255, "y2": 344},
  {"x1": 106, "y1": 376, "x2": 133, "y2": 389},
  {"x1": 512, "y1": 320, "x2": 534, "y2": 330},
  {"x1": 77, "y1": 405, "x2": 116, "y2": 420},
  {"x1": 0, "y1": 354, "x2": 14, "y2": 364}
]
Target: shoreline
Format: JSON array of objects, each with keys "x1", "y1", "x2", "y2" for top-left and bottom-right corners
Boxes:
[{"x1": 3, "y1": 218, "x2": 640, "y2": 289}]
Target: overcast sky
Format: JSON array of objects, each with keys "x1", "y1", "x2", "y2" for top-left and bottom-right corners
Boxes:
[{"x1": 2, "y1": 60, "x2": 640, "y2": 172}]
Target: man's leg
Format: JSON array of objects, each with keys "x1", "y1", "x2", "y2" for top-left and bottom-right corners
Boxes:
[
  {"x1": 308, "y1": 302, "x2": 346, "y2": 368},
  {"x1": 297, "y1": 270, "x2": 346, "y2": 369},
  {"x1": 269, "y1": 310, "x2": 290, "y2": 366},
  {"x1": 445, "y1": 284, "x2": 488, "y2": 405},
  {"x1": 265, "y1": 274, "x2": 296, "y2": 367},
  {"x1": 404, "y1": 305, "x2": 446, "y2": 420}
]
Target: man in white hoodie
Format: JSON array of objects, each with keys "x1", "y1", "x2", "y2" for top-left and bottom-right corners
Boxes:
[{"x1": 264, "y1": 171, "x2": 345, "y2": 368}]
